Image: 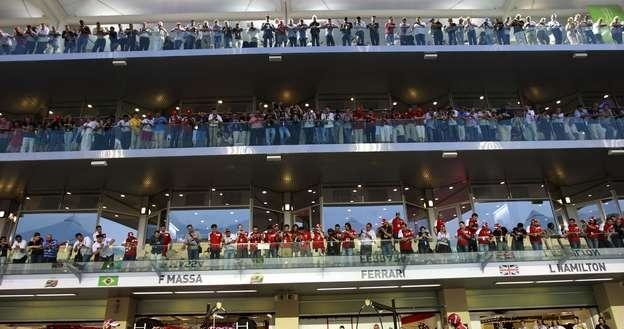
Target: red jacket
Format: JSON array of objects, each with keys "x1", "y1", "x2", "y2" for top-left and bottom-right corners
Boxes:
[
  {"x1": 567, "y1": 224, "x2": 581, "y2": 242},
  {"x1": 529, "y1": 225, "x2": 543, "y2": 243},
  {"x1": 392, "y1": 216, "x2": 404, "y2": 234},
  {"x1": 312, "y1": 231, "x2": 325, "y2": 251},
  {"x1": 399, "y1": 228, "x2": 414, "y2": 251},
  {"x1": 457, "y1": 228, "x2": 472, "y2": 247},
  {"x1": 477, "y1": 227, "x2": 491, "y2": 245}
]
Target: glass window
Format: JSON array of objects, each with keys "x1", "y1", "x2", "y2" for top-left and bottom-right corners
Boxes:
[
  {"x1": 406, "y1": 204, "x2": 429, "y2": 231},
  {"x1": 62, "y1": 194, "x2": 100, "y2": 210},
  {"x1": 576, "y1": 202, "x2": 601, "y2": 222},
  {"x1": 15, "y1": 212, "x2": 97, "y2": 244},
  {"x1": 619, "y1": 198, "x2": 624, "y2": 215},
  {"x1": 252, "y1": 207, "x2": 284, "y2": 230},
  {"x1": 474, "y1": 200, "x2": 555, "y2": 229},
  {"x1": 602, "y1": 199, "x2": 620, "y2": 217},
  {"x1": 22, "y1": 195, "x2": 62, "y2": 211},
  {"x1": 168, "y1": 208, "x2": 251, "y2": 242},
  {"x1": 145, "y1": 211, "x2": 164, "y2": 243},
  {"x1": 322, "y1": 187, "x2": 363, "y2": 203},
  {"x1": 98, "y1": 211, "x2": 139, "y2": 244},
  {"x1": 472, "y1": 184, "x2": 509, "y2": 200},
  {"x1": 322, "y1": 204, "x2": 404, "y2": 232}
]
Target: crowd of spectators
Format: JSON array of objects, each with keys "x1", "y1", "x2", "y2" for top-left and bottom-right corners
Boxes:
[
  {"x1": 1, "y1": 100, "x2": 623, "y2": 152},
  {"x1": 2, "y1": 212, "x2": 623, "y2": 265},
  {"x1": 1, "y1": 12, "x2": 623, "y2": 55}
]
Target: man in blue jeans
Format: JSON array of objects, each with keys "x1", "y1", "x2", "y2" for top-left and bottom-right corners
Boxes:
[
  {"x1": 184, "y1": 224, "x2": 201, "y2": 265},
  {"x1": 377, "y1": 219, "x2": 394, "y2": 261},
  {"x1": 76, "y1": 20, "x2": 91, "y2": 53},
  {"x1": 340, "y1": 17, "x2": 353, "y2": 46}
]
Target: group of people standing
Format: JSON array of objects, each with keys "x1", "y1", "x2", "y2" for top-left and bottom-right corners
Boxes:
[{"x1": 1, "y1": 12, "x2": 623, "y2": 55}]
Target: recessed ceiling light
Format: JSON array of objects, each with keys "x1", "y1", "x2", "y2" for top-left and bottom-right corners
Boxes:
[
  {"x1": 87, "y1": 104, "x2": 93, "y2": 108},
  {"x1": 134, "y1": 108, "x2": 140, "y2": 112},
  {"x1": 217, "y1": 100, "x2": 223, "y2": 104},
  {"x1": 261, "y1": 190, "x2": 267, "y2": 194},
  {"x1": 120, "y1": 194, "x2": 125, "y2": 198},
  {"x1": 556, "y1": 100, "x2": 561, "y2": 104},
  {"x1": 479, "y1": 95, "x2": 484, "y2": 100},
  {"x1": 432, "y1": 101, "x2": 438, "y2": 106}
]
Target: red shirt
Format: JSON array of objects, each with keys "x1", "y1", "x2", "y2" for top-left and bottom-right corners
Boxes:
[
  {"x1": 435, "y1": 218, "x2": 445, "y2": 233},
  {"x1": 299, "y1": 230, "x2": 312, "y2": 249},
  {"x1": 600, "y1": 223, "x2": 613, "y2": 241},
  {"x1": 477, "y1": 227, "x2": 491, "y2": 244},
  {"x1": 281, "y1": 231, "x2": 293, "y2": 248},
  {"x1": 399, "y1": 228, "x2": 414, "y2": 251},
  {"x1": 342, "y1": 229, "x2": 356, "y2": 249},
  {"x1": 124, "y1": 237, "x2": 138, "y2": 257},
  {"x1": 312, "y1": 231, "x2": 325, "y2": 250},
  {"x1": 392, "y1": 216, "x2": 404, "y2": 234},
  {"x1": 236, "y1": 231, "x2": 249, "y2": 249},
  {"x1": 249, "y1": 232, "x2": 263, "y2": 251},
  {"x1": 457, "y1": 227, "x2": 472, "y2": 247},
  {"x1": 567, "y1": 224, "x2": 581, "y2": 242},
  {"x1": 384, "y1": 22, "x2": 396, "y2": 34},
  {"x1": 265, "y1": 231, "x2": 279, "y2": 249},
  {"x1": 585, "y1": 223, "x2": 600, "y2": 240},
  {"x1": 209, "y1": 231, "x2": 223, "y2": 250},
  {"x1": 159, "y1": 231, "x2": 171, "y2": 256},
  {"x1": 529, "y1": 225, "x2": 543, "y2": 243}
]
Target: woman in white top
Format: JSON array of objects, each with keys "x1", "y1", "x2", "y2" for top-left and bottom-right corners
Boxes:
[
  {"x1": 11, "y1": 235, "x2": 28, "y2": 263},
  {"x1": 435, "y1": 226, "x2": 451, "y2": 253},
  {"x1": 152, "y1": 21, "x2": 168, "y2": 51},
  {"x1": 592, "y1": 18, "x2": 607, "y2": 44}
]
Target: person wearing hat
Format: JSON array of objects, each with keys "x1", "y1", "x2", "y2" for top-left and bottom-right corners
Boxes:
[
  {"x1": 529, "y1": 218, "x2": 544, "y2": 250},
  {"x1": 397, "y1": 222, "x2": 414, "y2": 254},
  {"x1": 565, "y1": 218, "x2": 581, "y2": 249},
  {"x1": 235, "y1": 224, "x2": 249, "y2": 258},
  {"x1": 377, "y1": 219, "x2": 393, "y2": 260},
  {"x1": 92, "y1": 234, "x2": 115, "y2": 269},
  {"x1": 122, "y1": 232, "x2": 138, "y2": 261},
  {"x1": 492, "y1": 223, "x2": 509, "y2": 251}
]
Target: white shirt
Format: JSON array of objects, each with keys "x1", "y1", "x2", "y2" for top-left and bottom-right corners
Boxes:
[
  {"x1": 223, "y1": 234, "x2": 236, "y2": 250},
  {"x1": 141, "y1": 118, "x2": 154, "y2": 132},
  {"x1": 0, "y1": 32, "x2": 13, "y2": 46},
  {"x1": 592, "y1": 22, "x2": 603, "y2": 34},
  {"x1": 92, "y1": 240, "x2": 114, "y2": 257},
  {"x1": 73, "y1": 237, "x2": 93, "y2": 255},
  {"x1": 11, "y1": 240, "x2": 27, "y2": 260},
  {"x1": 37, "y1": 26, "x2": 50, "y2": 41},
  {"x1": 413, "y1": 22, "x2": 427, "y2": 35},
  {"x1": 353, "y1": 21, "x2": 366, "y2": 32},
  {"x1": 525, "y1": 109, "x2": 536, "y2": 123},
  {"x1": 92, "y1": 231, "x2": 105, "y2": 242},
  {"x1": 360, "y1": 229, "x2": 376, "y2": 246},
  {"x1": 321, "y1": 112, "x2": 335, "y2": 128},
  {"x1": 436, "y1": 231, "x2": 450, "y2": 245}
]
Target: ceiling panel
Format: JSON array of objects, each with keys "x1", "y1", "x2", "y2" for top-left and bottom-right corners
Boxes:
[
  {"x1": 58, "y1": 0, "x2": 282, "y2": 17},
  {"x1": 0, "y1": 0, "x2": 44, "y2": 19}
]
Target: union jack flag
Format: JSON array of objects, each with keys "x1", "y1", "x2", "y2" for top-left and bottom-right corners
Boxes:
[{"x1": 499, "y1": 264, "x2": 519, "y2": 276}]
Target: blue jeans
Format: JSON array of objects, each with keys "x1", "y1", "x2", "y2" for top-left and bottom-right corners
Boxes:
[
  {"x1": 76, "y1": 35, "x2": 89, "y2": 52},
  {"x1": 433, "y1": 31, "x2": 443, "y2": 45},
  {"x1": 612, "y1": 32, "x2": 623, "y2": 44},
  {"x1": 262, "y1": 36, "x2": 273, "y2": 47},
  {"x1": 139, "y1": 36, "x2": 150, "y2": 50},
  {"x1": 385, "y1": 33, "x2": 394, "y2": 46},
  {"x1": 587, "y1": 238, "x2": 599, "y2": 249},
  {"x1": 35, "y1": 41, "x2": 47, "y2": 54},
  {"x1": 25, "y1": 41, "x2": 36, "y2": 54},
  {"x1": 326, "y1": 34, "x2": 335, "y2": 46},
  {"x1": 415, "y1": 34, "x2": 426, "y2": 45},
  {"x1": 214, "y1": 35, "x2": 222, "y2": 48},
  {"x1": 447, "y1": 31, "x2": 457, "y2": 45},
  {"x1": 370, "y1": 31, "x2": 380, "y2": 45},
  {"x1": 174, "y1": 39, "x2": 183, "y2": 49},
  {"x1": 531, "y1": 241, "x2": 543, "y2": 250},
  {"x1": 265, "y1": 127, "x2": 276, "y2": 145},
  {"x1": 322, "y1": 127, "x2": 334, "y2": 144},
  {"x1": 552, "y1": 28, "x2": 563, "y2": 44},
  {"x1": 342, "y1": 248, "x2": 354, "y2": 256},
  {"x1": 467, "y1": 30, "x2": 477, "y2": 45},
  {"x1": 278, "y1": 126, "x2": 291, "y2": 144},
  {"x1": 381, "y1": 241, "x2": 393, "y2": 258},
  {"x1": 224, "y1": 36, "x2": 233, "y2": 48},
  {"x1": 355, "y1": 31, "x2": 365, "y2": 45},
  {"x1": 478, "y1": 244, "x2": 489, "y2": 252},
  {"x1": 342, "y1": 33, "x2": 351, "y2": 46},
  {"x1": 187, "y1": 248, "x2": 200, "y2": 261},
  {"x1": 584, "y1": 31, "x2": 595, "y2": 44},
  {"x1": 92, "y1": 38, "x2": 106, "y2": 52}
]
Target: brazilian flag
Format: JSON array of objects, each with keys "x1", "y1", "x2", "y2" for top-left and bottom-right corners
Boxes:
[{"x1": 98, "y1": 276, "x2": 119, "y2": 287}]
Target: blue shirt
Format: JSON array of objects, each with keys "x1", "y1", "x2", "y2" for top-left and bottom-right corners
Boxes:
[{"x1": 43, "y1": 239, "x2": 58, "y2": 258}]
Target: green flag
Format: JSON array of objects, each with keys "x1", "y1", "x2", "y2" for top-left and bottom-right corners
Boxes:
[
  {"x1": 587, "y1": 5, "x2": 624, "y2": 42},
  {"x1": 98, "y1": 275, "x2": 119, "y2": 287}
]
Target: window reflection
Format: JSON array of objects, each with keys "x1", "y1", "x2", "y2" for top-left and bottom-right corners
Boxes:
[
  {"x1": 15, "y1": 212, "x2": 97, "y2": 244},
  {"x1": 576, "y1": 202, "x2": 601, "y2": 222},
  {"x1": 474, "y1": 200, "x2": 555, "y2": 229},
  {"x1": 601, "y1": 199, "x2": 620, "y2": 217},
  {"x1": 168, "y1": 208, "x2": 250, "y2": 242},
  {"x1": 322, "y1": 204, "x2": 404, "y2": 232},
  {"x1": 99, "y1": 212, "x2": 139, "y2": 244}
]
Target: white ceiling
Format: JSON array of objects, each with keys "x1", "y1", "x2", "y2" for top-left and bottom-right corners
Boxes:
[{"x1": 0, "y1": 0, "x2": 620, "y2": 23}]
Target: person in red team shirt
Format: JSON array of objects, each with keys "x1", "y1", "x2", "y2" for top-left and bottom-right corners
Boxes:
[
  {"x1": 235, "y1": 224, "x2": 249, "y2": 258},
  {"x1": 528, "y1": 219, "x2": 544, "y2": 250},
  {"x1": 565, "y1": 218, "x2": 581, "y2": 249},
  {"x1": 122, "y1": 232, "x2": 138, "y2": 261},
  {"x1": 477, "y1": 223, "x2": 492, "y2": 252},
  {"x1": 299, "y1": 224, "x2": 312, "y2": 257},
  {"x1": 312, "y1": 224, "x2": 326, "y2": 256},
  {"x1": 456, "y1": 221, "x2": 472, "y2": 253},
  {"x1": 341, "y1": 223, "x2": 357, "y2": 256},
  {"x1": 264, "y1": 224, "x2": 279, "y2": 258},
  {"x1": 585, "y1": 217, "x2": 600, "y2": 249},
  {"x1": 159, "y1": 225, "x2": 172, "y2": 258},
  {"x1": 397, "y1": 222, "x2": 414, "y2": 254},
  {"x1": 391, "y1": 212, "x2": 404, "y2": 239},
  {"x1": 248, "y1": 226, "x2": 263, "y2": 259},
  {"x1": 435, "y1": 214, "x2": 446, "y2": 234},
  {"x1": 208, "y1": 224, "x2": 223, "y2": 259},
  {"x1": 279, "y1": 224, "x2": 293, "y2": 257}
]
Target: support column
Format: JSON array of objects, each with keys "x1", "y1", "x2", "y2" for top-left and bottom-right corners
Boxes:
[
  {"x1": 104, "y1": 297, "x2": 136, "y2": 329},
  {"x1": 593, "y1": 282, "x2": 624, "y2": 329},
  {"x1": 438, "y1": 288, "x2": 470, "y2": 329},
  {"x1": 274, "y1": 294, "x2": 299, "y2": 328},
  {"x1": 427, "y1": 208, "x2": 436, "y2": 233}
]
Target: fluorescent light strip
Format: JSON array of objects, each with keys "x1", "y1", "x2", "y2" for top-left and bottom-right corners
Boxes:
[
  {"x1": 0, "y1": 294, "x2": 35, "y2": 298},
  {"x1": 132, "y1": 291, "x2": 174, "y2": 295},
  {"x1": 575, "y1": 278, "x2": 614, "y2": 282},
  {"x1": 215, "y1": 290, "x2": 257, "y2": 293},
  {"x1": 359, "y1": 286, "x2": 400, "y2": 290},
  {"x1": 35, "y1": 293, "x2": 77, "y2": 297},
  {"x1": 400, "y1": 284, "x2": 442, "y2": 288},
  {"x1": 174, "y1": 291, "x2": 215, "y2": 294},
  {"x1": 317, "y1": 287, "x2": 357, "y2": 291},
  {"x1": 495, "y1": 281, "x2": 535, "y2": 285},
  {"x1": 535, "y1": 280, "x2": 574, "y2": 284}
]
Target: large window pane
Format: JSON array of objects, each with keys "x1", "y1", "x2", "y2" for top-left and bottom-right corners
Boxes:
[
  {"x1": 322, "y1": 204, "x2": 404, "y2": 232},
  {"x1": 576, "y1": 202, "x2": 601, "y2": 222},
  {"x1": 474, "y1": 200, "x2": 555, "y2": 229},
  {"x1": 99, "y1": 211, "x2": 139, "y2": 244},
  {"x1": 602, "y1": 199, "x2": 620, "y2": 217},
  {"x1": 168, "y1": 208, "x2": 250, "y2": 242},
  {"x1": 252, "y1": 207, "x2": 284, "y2": 230},
  {"x1": 15, "y1": 212, "x2": 97, "y2": 243}
]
